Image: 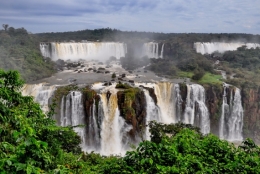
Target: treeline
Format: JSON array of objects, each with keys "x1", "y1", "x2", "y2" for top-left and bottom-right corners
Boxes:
[
  {"x1": 36, "y1": 27, "x2": 260, "y2": 43},
  {"x1": 0, "y1": 25, "x2": 56, "y2": 82}
]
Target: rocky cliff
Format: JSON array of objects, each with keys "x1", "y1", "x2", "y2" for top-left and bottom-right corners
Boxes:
[{"x1": 241, "y1": 86, "x2": 260, "y2": 143}]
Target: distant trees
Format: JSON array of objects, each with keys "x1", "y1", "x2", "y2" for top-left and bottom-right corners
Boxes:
[
  {"x1": 112, "y1": 72, "x2": 116, "y2": 78},
  {"x1": 2, "y1": 24, "x2": 8, "y2": 31}
]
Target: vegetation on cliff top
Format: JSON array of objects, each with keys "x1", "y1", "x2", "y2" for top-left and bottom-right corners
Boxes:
[{"x1": 0, "y1": 26, "x2": 56, "y2": 82}]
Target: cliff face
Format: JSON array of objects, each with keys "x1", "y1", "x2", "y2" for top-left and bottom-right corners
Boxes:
[
  {"x1": 117, "y1": 88, "x2": 146, "y2": 140},
  {"x1": 203, "y1": 84, "x2": 223, "y2": 136},
  {"x1": 242, "y1": 87, "x2": 260, "y2": 143}
]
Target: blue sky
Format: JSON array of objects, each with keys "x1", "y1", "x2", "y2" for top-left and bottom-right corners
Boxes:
[{"x1": 0, "y1": 0, "x2": 260, "y2": 34}]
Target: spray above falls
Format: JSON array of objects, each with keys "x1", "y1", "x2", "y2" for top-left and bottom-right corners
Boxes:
[
  {"x1": 40, "y1": 42, "x2": 127, "y2": 61},
  {"x1": 194, "y1": 42, "x2": 260, "y2": 54}
]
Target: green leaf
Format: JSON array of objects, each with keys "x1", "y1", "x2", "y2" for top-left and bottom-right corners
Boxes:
[
  {"x1": 149, "y1": 159, "x2": 153, "y2": 165},
  {"x1": 140, "y1": 159, "x2": 145, "y2": 165},
  {"x1": 6, "y1": 160, "x2": 12, "y2": 166},
  {"x1": 26, "y1": 165, "x2": 32, "y2": 174}
]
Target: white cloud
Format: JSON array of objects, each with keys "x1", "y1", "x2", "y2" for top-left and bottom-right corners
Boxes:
[{"x1": 0, "y1": 0, "x2": 259, "y2": 34}]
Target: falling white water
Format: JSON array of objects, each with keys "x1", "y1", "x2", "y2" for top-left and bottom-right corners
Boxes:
[
  {"x1": 194, "y1": 42, "x2": 260, "y2": 54},
  {"x1": 153, "y1": 82, "x2": 176, "y2": 123},
  {"x1": 183, "y1": 84, "x2": 210, "y2": 134},
  {"x1": 219, "y1": 84, "x2": 229, "y2": 139},
  {"x1": 160, "y1": 43, "x2": 164, "y2": 58},
  {"x1": 142, "y1": 42, "x2": 159, "y2": 58},
  {"x1": 60, "y1": 91, "x2": 86, "y2": 147},
  {"x1": 100, "y1": 92, "x2": 132, "y2": 156},
  {"x1": 143, "y1": 90, "x2": 160, "y2": 140},
  {"x1": 87, "y1": 99, "x2": 100, "y2": 149},
  {"x1": 22, "y1": 83, "x2": 56, "y2": 113},
  {"x1": 40, "y1": 42, "x2": 127, "y2": 61},
  {"x1": 228, "y1": 88, "x2": 243, "y2": 141},
  {"x1": 174, "y1": 84, "x2": 183, "y2": 122},
  {"x1": 219, "y1": 85, "x2": 243, "y2": 141}
]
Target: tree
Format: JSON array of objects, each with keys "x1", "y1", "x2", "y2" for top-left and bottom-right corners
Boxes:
[
  {"x1": 0, "y1": 69, "x2": 81, "y2": 173},
  {"x1": 2, "y1": 24, "x2": 8, "y2": 31},
  {"x1": 112, "y1": 72, "x2": 116, "y2": 78}
]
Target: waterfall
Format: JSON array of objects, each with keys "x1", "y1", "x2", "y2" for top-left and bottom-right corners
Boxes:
[
  {"x1": 219, "y1": 85, "x2": 243, "y2": 141},
  {"x1": 194, "y1": 42, "x2": 260, "y2": 54},
  {"x1": 219, "y1": 84, "x2": 229, "y2": 139},
  {"x1": 183, "y1": 84, "x2": 210, "y2": 134},
  {"x1": 100, "y1": 93, "x2": 132, "y2": 156},
  {"x1": 142, "y1": 42, "x2": 159, "y2": 58},
  {"x1": 174, "y1": 84, "x2": 183, "y2": 122},
  {"x1": 24, "y1": 80, "x2": 246, "y2": 155},
  {"x1": 153, "y1": 82, "x2": 176, "y2": 123},
  {"x1": 160, "y1": 43, "x2": 164, "y2": 58},
  {"x1": 87, "y1": 99, "x2": 100, "y2": 150},
  {"x1": 22, "y1": 83, "x2": 56, "y2": 113},
  {"x1": 40, "y1": 42, "x2": 127, "y2": 61},
  {"x1": 228, "y1": 88, "x2": 243, "y2": 141},
  {"x1": 143, "y1": 89, "x2": 160, "y2": 140},
  {"x1": 59, "y1": 91, "x2": 86, "y2": 147}
]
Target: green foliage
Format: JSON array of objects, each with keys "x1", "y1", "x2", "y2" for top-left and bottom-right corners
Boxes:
[
  {"x1": 192, "y1": 68, "x2": 205, "y2": 80},
  {"x1": 53, "y1": 85, "x2": 78, "y2": 102},
  {"x1": 115, "y1": 82, "x2": 132, "y2": 89},
  {"x1": 111, "y1": 72, "x2": 116, "y2": 78},
  {"x1": 124, "y1": 87, "x2": 140, "y2": 101},
  {"x1": 148, "y1": 121, "x2": 202, "y2": 144},
  {"x1": 0, "y1": 27, "x2": 56, "y2": 82},
  {"x1": 0, "y1": 70, "x2": 81, "y2": 173},
  {"x1": 198, "y1": 72, "x2": 223, "y2": 84},
  {"x1": 222, "y1": 47, "x2": 260, "y2": 70},
  {"x1": 122, "y1": 125, "x2": 260, "y2": 173}
]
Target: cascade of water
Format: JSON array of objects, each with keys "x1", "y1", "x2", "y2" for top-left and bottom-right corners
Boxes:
[
  {"x1": 219, "y1": 85, "x2": 243, "y2": 141},
  {"x1": 153, "y1": 82, "x2": 176, "y2": 123},
  {"x1": 40, "y1": 42, "x2": 127, "y2": 61},
  {"x1": 219, "y1": 84, "x2": 229, "y2": 139},
  {"x1": 183, "y1": 84, "x2": 210, "y2": 134},
  {"x1": 194, "y1": 42, "x2": 260, "y2": 54},
  {"x1": 227, "y1": 88, "x2": 243, "y2": 141},
  {"x1": 100, "y1": 93, "x2": 132, "y2": 156},
  {"x1": 59, "y1": 91, "x2": 86, "y2": 147},
  {"x1": 173, "y1": 84, "x2": 183, "y2": 122},
  {"x1": 160, "y1": 43, "x2": 164, "y2": 58},
  {"x1": 22, "y1": 83, "x2": 56, "y2": 113},
  {"x1": 143, "y1": 90, "x2": 160, "y2": 140},
  {"x1": 87, "y1": 99, "x2": 100, "y2": 150},
  {"x1": 60, "y1": 96, "x2": 65, "y2": 126},
  {"x1": 142, "y1": 42, "x2": 159, "y2": 58},
  {"x1": 40, "y1": 43, "x2": 52, "y2": 58}
]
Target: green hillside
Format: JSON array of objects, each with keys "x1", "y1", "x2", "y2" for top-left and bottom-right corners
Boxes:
[{"x1": 0, "y1": 26, "x2": 56, "y2": 82}]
